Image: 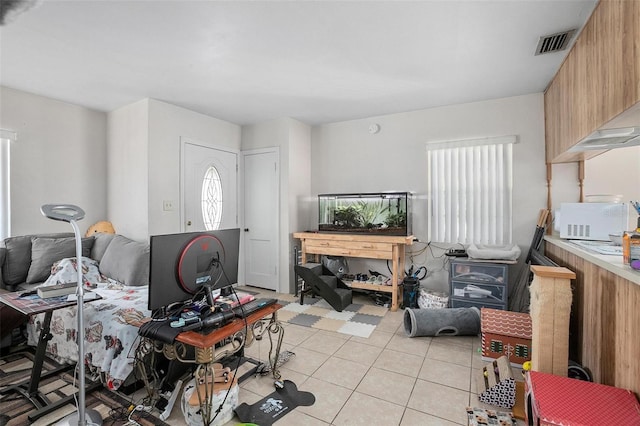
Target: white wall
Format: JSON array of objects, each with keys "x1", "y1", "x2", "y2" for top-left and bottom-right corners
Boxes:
[
  {"x1": 549, "y1": 146, "x2": 640, "y2": 233},
  {"x1": 147, "y1": 99, "x2": 241, "y2": 237},
  {"x1": 107, "y1": 99, "x2": 149, "y2": 241},
  {"x1": 108, "y1": 99, "x2": 241, "y2": 242},
  {"x1": 310, "y1": 93, "x2": 546, "y2": 292},
  {"x1": 286, "y1": 119, "x2": 312, "y2": 291},
  {"x1": 241, "y1": 117, "x2": 311, "y2": 293},
  {"x1": 0, "y1": 87, "x2": 107, "y2": 236},
  {"x1": 584, "y1": 146, "x2": 640, "y2": 229}
]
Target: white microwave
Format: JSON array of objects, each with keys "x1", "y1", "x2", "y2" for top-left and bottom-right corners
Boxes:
[{"x1": 558, "y1": 203, "x2": 628, "y2": 241}]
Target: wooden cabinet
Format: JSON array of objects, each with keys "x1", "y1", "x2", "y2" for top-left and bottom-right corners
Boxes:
[
  {"x1": 544, "y1": 239, "x2": 640, "y2": 396},
  {"x1": 293, "y1": 232, "x2": 413, "y2": 311},
  {"x1": 545, "y1": 0, "x2": 640, "y2": 163}
]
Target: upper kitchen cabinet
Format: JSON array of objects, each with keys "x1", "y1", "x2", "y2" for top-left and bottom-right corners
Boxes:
[{"x1": 545, "y1": 0, "x2": 640, "y2": 163}]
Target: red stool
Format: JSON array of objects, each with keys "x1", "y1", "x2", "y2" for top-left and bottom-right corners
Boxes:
[{"x1": 525, "y1": 370, "x2": 640, "y2": 425}]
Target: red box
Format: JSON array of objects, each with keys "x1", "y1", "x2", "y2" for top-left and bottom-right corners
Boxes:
[
  {"x1": 481, "y1": 308, "x2": 532, "y2": 367},
  {"x1": 526, "y1": 371, "x2": 640, "y2": 425}
]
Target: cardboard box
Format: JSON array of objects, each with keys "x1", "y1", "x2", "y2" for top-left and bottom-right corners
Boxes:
[
  {"x1": 481, "y1": 308, "x2": 532, "y2": 367},
  {"x1": 466, "y1": 407, "x2": 516, "y2": 426},
  {"x1": 526, "y1": 371, "x2": 640, "y2": 425}
]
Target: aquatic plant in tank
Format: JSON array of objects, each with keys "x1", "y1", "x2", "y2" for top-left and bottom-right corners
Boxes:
[{"x1": 318, "y1": 192, "x2": 412, "y2": 236}]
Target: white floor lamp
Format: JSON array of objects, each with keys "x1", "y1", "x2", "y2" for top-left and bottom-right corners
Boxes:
[{"x1": 41, "y1": 204, "x2": 102, "y2": 426}]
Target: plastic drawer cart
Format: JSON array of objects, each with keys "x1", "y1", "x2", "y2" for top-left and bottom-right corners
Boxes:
[{"x1": 449, "y1": 259, "x2": 508, "y2": 310}]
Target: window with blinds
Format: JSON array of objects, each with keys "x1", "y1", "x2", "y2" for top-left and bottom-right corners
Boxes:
[
  {"x1": 426, "y1": 135, "x2": 516, "y2": 245},
  {"x1": 0, "y1": 130, "x2": 16, "y2": 240}
]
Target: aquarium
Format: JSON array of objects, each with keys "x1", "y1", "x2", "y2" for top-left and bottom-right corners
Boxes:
[{"x1": 318, "y1": 192, "x2": 412, "y2": 236}]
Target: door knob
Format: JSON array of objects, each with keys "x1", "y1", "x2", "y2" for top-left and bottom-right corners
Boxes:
[
  {"x1": 187, "y1": 220, "x2": 192, "y2": 226},
  {"x1": 244, "y1": 228, "x2": 249, "y2": 232}
]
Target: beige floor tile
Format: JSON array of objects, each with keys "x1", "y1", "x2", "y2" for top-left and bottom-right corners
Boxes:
[
  {"x1": 374, "y1": 348, "x2": 424, "y2": 377},
  {"x1": 274, "y1": 409, "x2": 332, "y2": 425},
  {"x1": 317, "y1": 328, "x2": 351, "y2": 340},
  {"x1": 281, "y1": 346, "x2": 331, "y2": 376},
  {"x1": 243, "y1": 335, "x2": 294, "y2": 361},
  {"x1": 277, "y1": 366, "x2": 309, "y2": 387},
  {"x1": 431, "y1": 335, "x2": 477, "y2": 350},
  {"x1": 277, "y1": 293, "x2": 299, "y2": 303},
  {"x1": 388, "y1": 333, "x2": 431, "y2": 357},
  {"x1": 427, "y1": 341, "x2": 472, "y2": 367},
  {"x1": 282, "y1": 323, "x2": 318, "y2": 346},
  {"x1": 471, "y1": 349, "x2": 486, "y2": 370},
  {"x1": 236, "y1": 387, "x2": 263, "y2": 405},
  {"x1": 400, "y1": 408, "x2": 463, "y2": 426},
  {"x1": 419, "y1": 358, "x2": 471, "y2": 391},
  {"x1": 240, "y1": 367, "x2": 308, "y2": 397},
  {"x1": 356, "y1": 367, "x2": 416, "y2": 406},
  {"x1": 311, "y1": 356, "x2": 369, "y2": 390},
  {"x1": 333, "y1": 340, "x2": 383, "y2": 365},
  {"x1": 376, "y1": 313, "x2": 404, "y2": 334},
  {"x1": 297, "y1": 376, "x2": 353, "y2": 423},
  {"x1": 350, "y1": 328, "x2": 394, "y2": 348},
  {"x1": 333, "y1": 391, "x2": 405, "y2": 426},
  {"x1": 299, "y1": 332, "x2": 348, "y2": 356},
  {"x1": 408, "y1": 379, "x2": 469, "y2": 424}
]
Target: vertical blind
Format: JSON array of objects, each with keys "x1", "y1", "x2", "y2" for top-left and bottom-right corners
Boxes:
[
  {"x1": 0, "y1": 130, "x2": 16, "y2": 240},
  {"x1": 427, "y1": 136, "x2": 515, "y2": 245}
]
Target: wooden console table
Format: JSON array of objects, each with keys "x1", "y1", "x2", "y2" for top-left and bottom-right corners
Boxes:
[
  {"x1": 137, "y1": 304, "x2": 283, "y2": 425},
  {"x1": 293, "y1": 232, "x2": 414, "y2": 311}
]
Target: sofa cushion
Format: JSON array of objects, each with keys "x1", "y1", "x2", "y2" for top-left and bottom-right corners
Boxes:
[
  {"x1": 91, "y1": 232, "x2": 116, "y2": 263},
  {"x1": 99, "y1": 235, "x2": 149, "y2": 286},
  {"x1": 1, "y1": 233, "x2": 74, "y2": 286},
  {"x1": 2, "y1": 235, "x2": 35, "y2": 286},
  {"x1": 26, "y1": 236, "x2": 95, "y2": 284}
]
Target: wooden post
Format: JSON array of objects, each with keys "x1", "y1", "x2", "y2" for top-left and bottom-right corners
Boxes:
[
  {"x1": 529, "y1": 265, "x2": 575, "y2": 376},
  {"x1": 578, "y1": 160, "x2": 585, "y2": 203},
  {"x1": 546, "y1": 164, "x2": 553, "y2": 234}
]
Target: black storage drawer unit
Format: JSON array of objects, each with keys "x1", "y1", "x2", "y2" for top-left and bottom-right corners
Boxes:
[{"x1": 449, "y1": 259, "x2": 508, "y2": 310}]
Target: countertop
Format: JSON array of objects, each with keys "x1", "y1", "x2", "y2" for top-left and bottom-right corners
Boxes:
[{"x1": 544, "y1": 235, "x2": 640, "y2": 285}]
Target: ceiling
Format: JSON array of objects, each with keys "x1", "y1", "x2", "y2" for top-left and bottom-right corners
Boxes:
[{"x1": 0, "y1": 0, "x2": 598, "y2": 126}]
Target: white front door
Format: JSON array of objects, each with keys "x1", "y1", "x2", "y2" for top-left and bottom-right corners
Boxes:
[
  {"x1": 182, "y1": 140, "x2": 238, "y2": 232},
  {"x1": 243, "y1": 148, "x2": 279, "y2": 291}
]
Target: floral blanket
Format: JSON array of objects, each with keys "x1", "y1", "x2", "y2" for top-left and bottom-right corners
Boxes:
[{"x1": 26, "y1": 257, "x2": 151, "y2": 390}]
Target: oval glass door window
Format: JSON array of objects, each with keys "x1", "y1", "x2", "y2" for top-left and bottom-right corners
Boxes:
[{"x1": 201, "y1": 165, "x2": 223, "y2": 230}]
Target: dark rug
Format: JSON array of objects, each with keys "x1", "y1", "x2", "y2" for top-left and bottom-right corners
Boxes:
[
  {"x1": 0, "y1": 351, "x2": 170, "y2": 426},
  {"x1": 235, "y1": 380, "x2": 315, "y2": 426}
]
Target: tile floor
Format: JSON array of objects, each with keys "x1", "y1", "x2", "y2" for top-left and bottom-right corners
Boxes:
[{"x1": 159, "y1": 286, "x2": 525, "y2": 425}]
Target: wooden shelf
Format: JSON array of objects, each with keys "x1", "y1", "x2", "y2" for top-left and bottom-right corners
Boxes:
[{"x1": 293, "y1": 232, "x2": 414, "y2": 311}]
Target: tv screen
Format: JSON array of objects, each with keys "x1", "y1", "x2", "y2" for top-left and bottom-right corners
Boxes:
[{"x1": 148, "y1": 228, "x2": 240, "y2": 311}]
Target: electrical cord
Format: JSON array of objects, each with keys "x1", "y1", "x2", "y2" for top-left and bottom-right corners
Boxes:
[{"x1": 194, "y1": 281, "x2": 246, "y2": 426}]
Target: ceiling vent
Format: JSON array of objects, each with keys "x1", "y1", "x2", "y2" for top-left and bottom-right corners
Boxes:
[{"x1": 535, "y1": 29, "x2": 576, "y2": 55}]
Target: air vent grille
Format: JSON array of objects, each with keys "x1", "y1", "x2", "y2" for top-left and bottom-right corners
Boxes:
[{"x1": 535, "y1": 29, "x2": 576, "y2": 55}]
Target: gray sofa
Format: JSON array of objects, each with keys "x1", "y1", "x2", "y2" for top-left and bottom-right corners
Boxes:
[
  {"x1": 0, "y1": 232, "x2": 150, "y2": 292},
  {"x1": 0, "y1": 232, "x2": 150, "y2": 353}
]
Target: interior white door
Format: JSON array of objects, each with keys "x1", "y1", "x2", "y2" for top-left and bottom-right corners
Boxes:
[
  {"x1": 183, "y1": 142, "x2": 238, "y2": 232},
  {"x1": 243, "y1": 149, "x2": 279, "y2": 291}
]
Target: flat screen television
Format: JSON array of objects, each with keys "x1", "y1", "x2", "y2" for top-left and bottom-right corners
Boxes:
[{"x1": 148, "y1": 228, "x2": 240, "y2": 312}]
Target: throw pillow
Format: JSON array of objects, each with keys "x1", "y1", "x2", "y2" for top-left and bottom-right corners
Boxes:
[
  {"x1": 2, "y1": 235, "x2": 35, "y2": 285},
  {"x1": 99, "y1": 235, "x2": 149, "y2": 286},
  {"x1": 26, "y1": 236, "x2": 95, "y2": 284},
  {"x1": 91, "y1": 232, "x2": 116, "y2": 262}
]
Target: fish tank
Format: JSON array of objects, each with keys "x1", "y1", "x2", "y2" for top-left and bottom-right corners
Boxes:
[{"x1": 318, "y1": 192, "x2": 412, "y2": 236}]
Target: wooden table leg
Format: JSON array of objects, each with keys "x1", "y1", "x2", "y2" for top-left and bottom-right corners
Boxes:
[{"x1": 391, "y1": 245, "x2": 400, "y2": 311}]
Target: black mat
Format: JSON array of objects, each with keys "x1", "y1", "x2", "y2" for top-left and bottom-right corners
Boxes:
[{"x1": 235, "y1": 380, "x2": 315, "y2": 426}]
